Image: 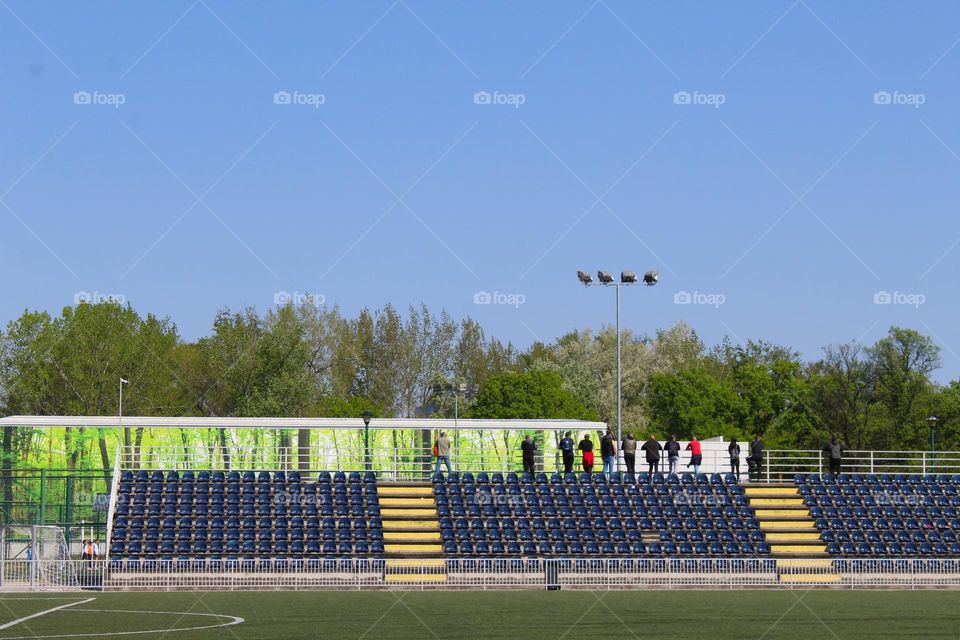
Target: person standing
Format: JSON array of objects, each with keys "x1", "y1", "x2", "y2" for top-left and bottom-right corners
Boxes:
[
  {"x1": 664, "y1": 435, "x2": 681, "y2": 475},
  {"x1": 640, "y1": 435, "x2": 662, "y2": 475},
  {"x1": 824, "y1": 437, "x2": 844, "y2": 476},
  {"x1": 521, "y1": 435, "x2": 538, "y2": 474},
  {"x1": 559, "y1": 431, "x2": 575, "y2": 474},
  {"x1": 728, "y1": 438, "x2": 741, "y2": 480},
  {"x1": 578, "y1": 434, "x2": 595, "y2": 473},
  {"x1": 621, "y1": 433, "x2": 638, "y2": 475},
  {"x1": 434, "y1": 431, "x2": 452, "y2": 476},
  {"x1": 749, "y1": 435, "x2": 764, "y2": 482},
  {"x1": 600, "y1": 431, "x2": 617, "y2": 478},
  {"x1": 686, "y1": 436, "x2": 703, "y2": 476}
]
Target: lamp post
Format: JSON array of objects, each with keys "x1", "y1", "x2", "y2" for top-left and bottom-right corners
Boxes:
[
  {"x1": 577, "y1": 270, "x2": 658, "y2": 471},
  {"x1": 361, "y1": 412, "x2": 373, "y2": 471},
  {"x1": 928, "y1": 416, "x2": 938, "y2": 472},
  {"x1": 119, "y1": 378, "x2": 129, "y2": 464},
  {"x1": 433, "y1": 383, "x2": 478, "y2": 467}
]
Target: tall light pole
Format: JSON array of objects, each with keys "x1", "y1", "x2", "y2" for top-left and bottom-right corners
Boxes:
[
  {"x1": 578, "y1": 270, "x2": 658, "y2": 471},
  {"x1": 362, "y1": 412, "x2": 373, "y2": 472},
  {"x1": 433, "y1": 383, "x2": 478, "y2": 467},
  {"x1": 928, "y1": 416, "x2": 938, "y2": 472},
  {"x1": 119, "y1": 378, "x2": 129, "y2": 464}
]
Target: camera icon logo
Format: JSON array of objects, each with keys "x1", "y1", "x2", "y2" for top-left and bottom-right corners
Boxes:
[
  {"x1": 274, "y1": 91, "x2": 292, "y2": 105},
  {"x1": 673, "y1": 290, "x2": 692, "y2": 304},
  {"x1": 473, "y1": 291, "x2": 492, "y2": 304},
  {"x1": 73, "y1": 91, "x2": 91, "y2": 105},
  {"x1": 873, "y1": 91, "x2": 892, "y2": 105},
  {"x1": 873, "y1": 291, "x2": 892, "y2": 305},
  {"x1": 673, "y1": 91, "x2": 691, "y2": 105},
  {"x1": 473, "y1": 91, "x2": 492, "y2": 105},
  {"x1": 274, "y1": 291, "x2": 292, "y2": 305}
]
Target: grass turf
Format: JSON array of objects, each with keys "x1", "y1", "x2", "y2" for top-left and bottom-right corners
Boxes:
[{"x1": 2, "y1": 590, "x2": 958, "y2": 639}]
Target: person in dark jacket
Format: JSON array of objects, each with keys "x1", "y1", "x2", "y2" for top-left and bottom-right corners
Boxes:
[
  {"x1": 664, "y1": 435, "x2": 681, "y2": 475},
  {"x1": 600, "y1": 431, "x2": 617, "y2": 478},
  {"x1": 824, "y1": 437, "x2": 844, "y2": 476},
  {"x1": 728, "y1": 438, "x2": 741, "y2": 480},
  {"x1": 559, "y1": 431, "x2": 575, "y2": 474},
  {"x1": 621, "y1": 433, "x2": 638, "y2": 475},
  {"x1": 748, "y1": 435, "x2": 764, "y2": 481},
  {"x1": 640, "y1": 435, "x2": 662, "y2": 475},
  {"x1": 578, "y1": 434, "x2": 594, "y2": 473},
  {"x1": 521, "y1": 435, "x2": 538, "y2": 473}
]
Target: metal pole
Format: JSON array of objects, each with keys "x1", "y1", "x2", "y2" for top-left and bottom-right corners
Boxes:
[
  {"x1": 615, "y1": 284, "x2": 622, "y2": 473},
  {"x1": 364, "y1": 424, "x2": 370, "y2": 472},
  {"x1": 454, "y1": 391, "x2": 459, "y2": 469},
  {"x1": 931, "y1": 428, "x2": 936, "y2": 473}
]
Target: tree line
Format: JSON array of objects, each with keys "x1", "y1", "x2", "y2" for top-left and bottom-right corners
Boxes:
[{"x1": 1, "y1": 300, "x2": 958, "y2": 480}]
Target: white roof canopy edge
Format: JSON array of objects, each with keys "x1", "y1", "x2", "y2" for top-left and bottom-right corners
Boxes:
[{"x1": 0, "y1": 415, "x2": 607, "y2": 432}]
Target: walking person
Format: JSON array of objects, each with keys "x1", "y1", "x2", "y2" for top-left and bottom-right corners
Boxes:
[
  {"x1": 621, "y1": 433, "x2": 637, "y2": 475},
  {"x1": 728, "y1": 438, "x2": 741, "y2": 480},
  {"x1": 749, "y1": 435, "x2": 764, "y2": 482},
  {"x1": 664, "y1": 435, "x2": 681, "y2": 475},
  {"x1": 521, "y1": 435, "x2": 538, "y2": 474},
  {"x1": 578, "y1": 434, "x2": 595, "y2": 473},
  {"x1": 560, "y1": 431, "x2": 575, "y2": 475},
  {"x1": 686, "y1": 436, "x2": 703, "y2": 476},
  {"x1": 433, "y1": 431, "x2": 452, "y2": 476},
  {"x1": 824, "y1": 437, "x2": 844, "y2": 476},
  {"x1": 640, "y1": 435, "x2": 662, "y2": 476},
  {"x1": 600, "y1": 430, "x2": 617, "y2": 478}
]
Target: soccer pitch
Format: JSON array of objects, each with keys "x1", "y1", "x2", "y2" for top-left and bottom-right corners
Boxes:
[{"x1": 1, "y1": 591, "x2": 957, "y2": 639}]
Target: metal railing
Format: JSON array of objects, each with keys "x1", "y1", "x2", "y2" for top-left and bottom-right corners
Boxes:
[
  {"x1": 4, "y1": 558, "x2": 960, "y2": 591},
  {"x1": 764, "y1": 450, "x2": 960, "y2": 481}
]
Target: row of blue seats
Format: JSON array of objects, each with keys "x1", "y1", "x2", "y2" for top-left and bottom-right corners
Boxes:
[
  {"x1": 827, "y1": 541, "x2": 960, "y2": 556},
  {"x1": 441, "y1": 515, "x2": 759, "y2": 533},
  {"x1": 822, "y1": 529, "x2": 957, "y2": 544},
  {"x1": 112, "y1": 528, "x2": 384, "y2": 543},
  {"x1": 800, "y1": 484, "x2": 960, "y2": 497},
  {"x1": 796, "y1": 473, "x2": 960, "y2": 485},
  {"x1": 436, "y1": 495, "x2": 745, "y2": 509},
  {"x1": 442, "y1": 540, "x2": 771, "y2": 556},
  {"x1": 111, "y1": 539, "x2": 384, "y2": 557},
  {"x1": 115, "y1": 502, "x2": 376, "y2": 517},
  {"x1": 659, "y1": 530, "x2": 765, "y2": 543},
  {"x1": 815, "y1": 517, "x2": 960, "y2": 531},
  {"x1": 119, "y1": 482, "x2": 376, "y2": 497},
  {"x1": 114, "y1": 515, "x2": 379, "y2": 530},
  {"x1": 121, "y1": 493, "x2": 378, "y2": 506},
  {"x1": 121, "y1": 470, "x2": 377, "y2": 484},
  {"x1": 435, "y1": 484, "x2": 745, "y2": 499},
  {"x1": 435, "y1": 472, "x2": 738, "y2": 485},
  {"x1": 807, "y1": 497, "x2": 960, "y2": 510}
]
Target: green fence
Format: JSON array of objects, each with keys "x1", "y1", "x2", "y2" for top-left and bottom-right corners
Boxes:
[{"x1": 0, "y1": 469, "x2": 111, "y2": 541}]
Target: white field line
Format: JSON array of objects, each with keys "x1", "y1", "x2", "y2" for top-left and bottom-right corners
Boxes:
[
  {"x1": 0, "y1": 609, "x2": 245, "y2": 639},
  {"x1": 0, "y1": 597, "x2": 96, "y2": 630}
]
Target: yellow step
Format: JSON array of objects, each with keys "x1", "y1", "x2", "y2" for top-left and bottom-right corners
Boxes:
[
  {"x1": 384, "y1": 543, "x2": 443, "y2": 553},
  {"x1": 380, "y1": 497, "x2": 436, "y2": 507},
  {"x1": 755, "y1": 509, "x2": 808, "y2": 518},
  {"x1": 760, "y1": 521, "x2": 816, "y2": 530},
  {"x1": 779, "y1": 573, "x2": 841, "y2": 583},
  {"x1": 382, "y1": 520, "x2": 438, "y2": 530},
  {"x1": 751, "y1": 498, "x2": 805, "y2": 506},
  {"x1": 777, "y1": 559, "x2": 834, "y2": 569},
  {"x1": 386, "y1": 559, "x2": 447, "y2": 568},
  {"x1": 385, "y1": 573, "x2": 448, "y2": 582},
  {"x1": 765, "y1": 533, "x2": 823, "y2": 542},
  {"x1": 379, "y1": 486, "x2": 434, "y2": 496},
  {"x1": 770, "y1": 544, "x2": 827, "y2": 554},
  {"x1": 745, "y1": 487, "x2": 798, "y2": 496},
  {"x1": 383, "y1": 532, "x2": 441, "y2": 541},
  {"x1": 381, "y1": 508, "x2": 437, "y2": 517}
]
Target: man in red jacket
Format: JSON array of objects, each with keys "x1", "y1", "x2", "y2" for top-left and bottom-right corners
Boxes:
[{"x1": 686, "y1": 436, "x2": 703, "y2": 476}]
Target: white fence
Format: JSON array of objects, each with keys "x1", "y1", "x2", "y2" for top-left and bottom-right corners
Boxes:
[
  {"x1": 4, "y1": 558, "x2": 960, "y2": 591},
  {"x1": 764, "y1": 450, "x2": 960, "y2": 481}
]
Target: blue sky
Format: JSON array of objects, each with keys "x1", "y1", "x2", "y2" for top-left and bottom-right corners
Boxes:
[{"x1": 2, "y1": 1, "x2": 960, "y2": 381}]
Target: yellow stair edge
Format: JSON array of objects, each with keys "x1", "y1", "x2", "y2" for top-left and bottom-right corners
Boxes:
[
  {"x1": 771, "y1": 544, "x2": 827, "y2": 553},
  {"x1": 382, "y1": 520, "x2": 438, "y2": 530},
  {"x1": 386, "y1": 559, "x2": 447, "y2": 568},
  {"x1": 765, "y1": 533, "x2": 823, "y2": 542},
  {"x1": 751, "y1": 498, "x2": 805, "y2": 506},
  {"x1": 755, "y1": 509, "x2": 809, "y2": 517},
  {"x1": 779, "y1": 573, "x2": 841, "y2": 583},
  {"x1": 385, "y1": 574, "x2": 449, "y2": 582},
  {"x1": 384, "y1": 544, "x2": 444, "y2": 552},
  {"x1": 745, "y1": 487, "x2": 799, "y2": 496},
  {"x1": 777, "y1": 559, "x2": 834, "y2": 569},
  {"x1": 380, "y1": 497, "x2": 437, "y2": 506},
  {"x1": 383, "y1": 532, "x2": 441, "y2": 541},
  {"x1": 379, "y1": 486, "x2": 435, "y2": 496},
  {"x1": 381, "y1": 508, "x2": 437, "y2": 517},
  {"x1": 760, "y1": 521, "x2": 816, "y2": 530}
]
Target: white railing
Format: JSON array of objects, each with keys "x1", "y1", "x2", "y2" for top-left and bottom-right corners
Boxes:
[
  {"x1": 764, "y1": 450, "x2": 960, "y2": 481},
  {"x1": 104, "y1": 445, "x2": 122, "y2": 562},
  {"x1": 5, "y1": 558, "x2": 960, "y2": 591}
]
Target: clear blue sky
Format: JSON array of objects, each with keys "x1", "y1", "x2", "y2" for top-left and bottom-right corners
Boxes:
[{"x1": 2, "y1": 1, "x2": 959, "y2": 381}]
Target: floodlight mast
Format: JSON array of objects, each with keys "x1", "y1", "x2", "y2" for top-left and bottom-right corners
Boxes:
[{"x1": 577, "y1": 269, "x2": 659, "y2": 472}]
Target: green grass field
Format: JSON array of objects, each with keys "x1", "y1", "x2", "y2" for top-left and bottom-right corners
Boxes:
[{"x1": 2, "y1": 590, "x2": 958, "y2": 639}]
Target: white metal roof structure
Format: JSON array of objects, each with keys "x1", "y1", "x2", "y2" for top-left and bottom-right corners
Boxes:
[{"x1": 0, "y1": 415, "x2": 607, "y2": 432}]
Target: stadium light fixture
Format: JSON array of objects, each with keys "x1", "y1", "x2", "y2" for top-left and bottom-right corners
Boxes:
[{"x1": 576, "y1": 268, "x2": 659, "y2": 473}]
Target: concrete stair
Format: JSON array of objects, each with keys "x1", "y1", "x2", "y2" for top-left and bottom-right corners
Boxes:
[{"x1": 378, "y1": 482, "x2": 446, "y2": 582}]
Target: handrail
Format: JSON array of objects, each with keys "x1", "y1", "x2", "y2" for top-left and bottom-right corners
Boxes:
[{"x1": 103, "y1": 445, "x2": 122, "y2": 562}]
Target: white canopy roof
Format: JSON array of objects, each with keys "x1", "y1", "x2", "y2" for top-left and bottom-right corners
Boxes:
[{"x1": 0, "y1": 415, "x2": 607, "y2": 432}]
